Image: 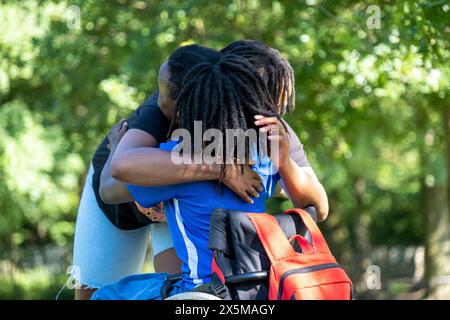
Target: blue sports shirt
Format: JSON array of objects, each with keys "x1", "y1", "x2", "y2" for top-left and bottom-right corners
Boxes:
[{"x1": 128, "y1": 140, "x2": 280, "y2": 291}]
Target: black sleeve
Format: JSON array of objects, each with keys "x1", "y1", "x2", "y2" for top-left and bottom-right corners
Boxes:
[
  {"x1": 284, "y1": 121, "x2": 311, "y2": 168},
  {"x1": 90, "y1": 91, "x2": 167, "y2": 179},
  {"x1": 130, "y1": 91, "x2": 171, "y2": 144}
]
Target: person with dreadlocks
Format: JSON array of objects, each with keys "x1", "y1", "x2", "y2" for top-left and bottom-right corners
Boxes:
[
  {"x1": 71, "y1": 44, "x2": 263, "y2": 300},
  {"x1": 109, "y1": 40, "x2": 328, "y2": 221},
  {"x1": 220, "y1": 40, "x2": 328, "y2": 220},
  {"x1": 92, "y1": 49, "x2": 299, "y2": 300},
  {"x1": 221, "y1": 39, "x2": 296, "y2": 115}
]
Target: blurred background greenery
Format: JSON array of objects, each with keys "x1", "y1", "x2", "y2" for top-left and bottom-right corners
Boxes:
[{"x1": 0, "y1": 0, "x2": 449, "y2": 299}]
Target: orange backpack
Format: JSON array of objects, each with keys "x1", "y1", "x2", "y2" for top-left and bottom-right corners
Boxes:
[{"x1": 249, "y1": 209, "x2": 353, "y2": 300}]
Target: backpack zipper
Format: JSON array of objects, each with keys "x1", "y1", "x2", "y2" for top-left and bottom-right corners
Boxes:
[{"x1": 278, "y1": 263, "x2": 342, "y2": 299}]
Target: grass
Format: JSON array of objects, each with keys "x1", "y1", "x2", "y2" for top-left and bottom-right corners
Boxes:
[
  {"x1": 0, "y1": 268, "x2": 73, "y2": 300},
  {"x1": 0, "y1": 260, "x2": 155, "y2": 300}
]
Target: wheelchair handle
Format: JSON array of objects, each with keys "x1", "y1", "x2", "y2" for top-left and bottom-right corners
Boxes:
[{"x1": 225, "y1": 271, "x2": 268, "y2": 284}]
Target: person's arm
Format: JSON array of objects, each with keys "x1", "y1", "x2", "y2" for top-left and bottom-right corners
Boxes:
[
  {"x1": 111, "y1": 129, "x2": 221, "y2": 185},
  {"x1": 255, "y1": 115, "x2": 329, "y2": 221},
  {"x1": 110, "y1": 129, "x2": 262, "y2": 204},
  {"x1": 99, "y1": 119, "x2": 134, "y2": 204},
  {"x1": 278, "y1": 160, "x2": 329, "y2": 221},
  {"x1": 128, "y1": 184, "x2": 176, "y2": 209}
]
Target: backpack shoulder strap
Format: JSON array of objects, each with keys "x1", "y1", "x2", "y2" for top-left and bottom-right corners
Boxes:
[
  {"x1": 249, "y1": 213, "x2": 296, "y2": 263},
  {"x1": 284, "y1": 208, "x2": 331, "y2": 254}
]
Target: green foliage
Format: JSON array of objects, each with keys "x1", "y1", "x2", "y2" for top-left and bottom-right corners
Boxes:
[
  {"x1": 1, "y1": 0, "x2": 449, "y2": 298},
  {"x1": 0, "y1": 100, "x2": 83, "y2": 248},
  {"x1": 0, "y1": 268, "x2": 73, "y2": 300}
]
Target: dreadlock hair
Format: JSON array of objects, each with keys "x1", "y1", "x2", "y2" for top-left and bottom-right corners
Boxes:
[
  {"x1": 167, "y1": 44, "x2": 219, "y2": 100},
  {"x1": 220, "y1": 39, "x2": 295, "y2": 116},
  {"x1": 174, "y1": 51, "x2": 285, "y2": 178}
]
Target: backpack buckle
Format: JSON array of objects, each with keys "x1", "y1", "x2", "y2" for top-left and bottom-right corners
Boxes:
[{"x1": 192, "y1": 273, "x2": 231, "y2": 300}]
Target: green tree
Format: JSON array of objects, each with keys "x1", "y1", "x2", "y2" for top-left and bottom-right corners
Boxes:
[{"x1": 1, "y1": 0, "x2": 449, "y2": 298}]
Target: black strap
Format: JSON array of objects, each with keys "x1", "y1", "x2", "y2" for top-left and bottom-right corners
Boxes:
[
  {"x1": 191, "y1": 273, "x2": 231, "y2": 300},
  {"x1": 160, "y1": 273, "x2": 183, "y2": 300}
]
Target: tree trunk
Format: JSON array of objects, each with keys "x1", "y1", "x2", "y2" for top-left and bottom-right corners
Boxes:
[
  {"x1": 350, "y1": 177, "x2": 372, "y2": 290},
  {"x1": 323, "y1": 190, "x2": 353, "y2": 266},
  {"x1": 443, "y1": 105, "x2": 450, "y2": 221},
  {"x1": 419, "y1": 98, "x2": 450, "y2": 299},
  {"x1": 423, "y1": 184, "x2": 450, "y2": 299}
]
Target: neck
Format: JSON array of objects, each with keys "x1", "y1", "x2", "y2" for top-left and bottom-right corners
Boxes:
[{"x1": 159, "y1": 107, "x2": 172, "y2": 120}]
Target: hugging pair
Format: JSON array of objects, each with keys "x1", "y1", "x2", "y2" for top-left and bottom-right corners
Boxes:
[{"x1": 72, "y1": 40, "x2": 329, "y2": 300}]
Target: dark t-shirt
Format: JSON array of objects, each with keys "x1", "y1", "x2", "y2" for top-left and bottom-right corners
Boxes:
[
  {"x1": 90, "y1": 91, "x2": 310, "y2": 230},
  {"x1": 91, "y1": 92, "x2": 170, "y2": 230}
]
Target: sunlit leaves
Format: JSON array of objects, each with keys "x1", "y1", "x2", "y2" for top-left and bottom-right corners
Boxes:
[
  {"x1": 0, "y1": 100, "x2": 84, "y2": 243},
  {"x1": 0, "y1": 0, "x2": 449, "y2": 252}
]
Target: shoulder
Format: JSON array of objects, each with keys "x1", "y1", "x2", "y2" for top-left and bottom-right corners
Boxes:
[
  {"x1": 130, "y1": 91, "x2": 171, "y2": 143},
  {"x1": 282, "y1": 120, "x2": 311, "y2": 168},
  {"x1": 134, "y1": 92, "x2": 163, "y2": 119},
  {"x1": 282, "y1": 121, "x2": 303, "y2": 149}
]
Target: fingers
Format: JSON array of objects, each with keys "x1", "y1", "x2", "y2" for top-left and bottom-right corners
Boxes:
[
  {"x1": 254, "y1": 116, "x2": 287, "y2": 144},
  {"x1": 112, "y1": 118, "x2": 128, "y2": 133},
  {"x1": 135, "y1": 201, "x2": 148, "y2": 214},
  {"x1": 112, "y1": 118, "x2": 125, "y2": 130},
  {"x1": 117, "y1": 118, "x2": 126, "y2": 127},
  {"x1": 252, "y1": 170, "x2": 262, "y2": 182},
  {"x1": 108, "y1": 119, "x2": 128, "y2": 147},
  {"x1": 243, "y1": 166, "x2": 262, "y2": 201},
  {"x1": 118, "y1": 121, "x2": 128, "y2": 134},
  {"x1": 247, "y1": 168, "x2": 263, "y2": 191},
  {"x1": 243, "y1": 179, "x2": 262, "y2": 202},
  {"x1": 116, "y1": 118, "x2": 128, "y2": 132},
  {"x1": 254, "y1": 115, "x2": 279, "y2": 126},
  {"x1": 147, "y1": 208, "x2": 167, "y2": 222},
  {"x1": 259, "y1": 124, "x2": 284, "y2": 135},
  {"x1": 239, "y1": 191, "x2": 254, "y2": 204},
  {"x1": 267, "y1": 135, "x2": 283, "y2": 141},
  {"x1": 222, "y1": 164, "x2": 263, "y2": 204},
  {"x1": 135, "y1": 201, "x2": 166, "y2": 222},
  {"x1": 247, "y1": 185, "x2": 260, "y2": 198},
  {"x1": 252, "y1": 179, "x2": 263, "y2": 192}
]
